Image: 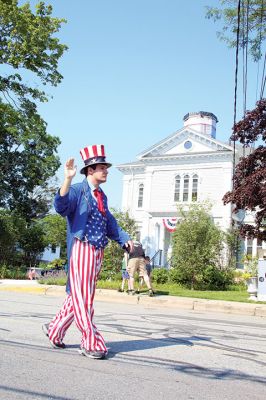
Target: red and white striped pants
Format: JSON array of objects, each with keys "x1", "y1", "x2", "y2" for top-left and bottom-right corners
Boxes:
[{"x1": 48, "y1": 239, "x2": 106, "y2": 352}]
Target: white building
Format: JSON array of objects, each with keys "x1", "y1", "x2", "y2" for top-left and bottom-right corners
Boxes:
[
  {"x1": 117, "y1": 111, "x2": 243, "y2": 266},
  {"x1": 40, "y1": 246, "x2": 60, "y2": 263}
]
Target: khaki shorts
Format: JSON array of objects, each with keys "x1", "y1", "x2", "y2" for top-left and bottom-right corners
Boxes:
[{"x1": 127, "y1": 257, "x2": 147, "y2": 277}]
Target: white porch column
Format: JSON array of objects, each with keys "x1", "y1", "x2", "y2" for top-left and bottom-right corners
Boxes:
[{"x1": 141, "y1": 214, "x2": 153, "y2": 256}]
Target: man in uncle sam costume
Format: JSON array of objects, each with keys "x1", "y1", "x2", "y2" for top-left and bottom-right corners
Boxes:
[{"x1": 42, "y1": 144, "x2": 133, "y2": 359}]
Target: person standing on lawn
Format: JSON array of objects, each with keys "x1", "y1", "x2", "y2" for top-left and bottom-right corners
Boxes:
[
  {"x1": 127, "y1": 240, "x2": 154, "y2": 296},
  {"x1": 118, "y1": 251, "x2": 131, "y2": 293},
  {"x1": 136, "y1": 255, "x2": 154, "y2": 294},
  {"x1": 42, "y1": 144, "x2": 133, "y2": 359}
]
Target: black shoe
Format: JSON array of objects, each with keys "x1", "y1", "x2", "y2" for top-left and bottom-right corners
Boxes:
[
  {"x1": 42, "y1": 323, "x2": 66, "y2": 349},
  {"x1": 50, "y1": 341, "x2": 66, "y2": 349},
  {"x1": 135, "y1": 290, "x2": 140, "y2": 294},
  {"x1": 117, "y1": 288, "x2": 124, "y2": 292},
  {"x1": 148, "y1": 289, "x2": 154, "y2": 297},
  {"x1": 79, "y1": 348, "x2": 106, "y2": 359}
]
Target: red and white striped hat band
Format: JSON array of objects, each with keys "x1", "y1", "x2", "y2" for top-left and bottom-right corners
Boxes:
[{"x1": 80, "y1": 144, "x2": 112, "y2": 174}]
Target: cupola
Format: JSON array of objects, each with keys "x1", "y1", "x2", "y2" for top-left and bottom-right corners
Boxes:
[{"x1": 183, "y1": 111, "x2": 218, "y2": 138}]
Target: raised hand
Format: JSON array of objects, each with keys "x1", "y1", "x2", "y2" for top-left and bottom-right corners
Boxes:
[{"x1": 64, "y1": 158, "x2": 77, "y2": 180}]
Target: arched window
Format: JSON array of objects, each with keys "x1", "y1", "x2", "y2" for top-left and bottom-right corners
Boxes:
[
  {"x1": 183, "y1": 175, "x2": 189, "y2": 201},
  {"x1": 192, "y1": 174, "x2": 198, "y2": 201},
  {"x1": 174, "y1": 175, "x2": 181, "y2": 202},
  {"x1": 138, "y1": 184, "x2": 144, "y2": 208}
]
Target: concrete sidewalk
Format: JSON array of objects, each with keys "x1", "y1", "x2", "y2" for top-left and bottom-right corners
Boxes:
[{"x1": 1, "y1": 279, "x2": 266, "y2": 317}]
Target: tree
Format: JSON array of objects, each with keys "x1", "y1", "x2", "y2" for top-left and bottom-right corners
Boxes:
[
  {"x1": 18, "y1": 220, "x2": 48, "y2": 267},
  {"x1": 0, "y1": 0, "x2": 67, "y2": 96},
  {"x1": 101, "y1": 209, "x2": 138, "y2": 275},
  {"x1": 206, "y1": 0, "x2": 266, "y2": 62},
  {"x1": 223, "y1": 98, "x2": 266, "y2": 240},
  {"x1": 0, "y1": 210, "x2": 48, "y2": 267},
  {"x1": 0, "y1": 101, "x2": 61, "y2": 218},
  {"x1": 171, "y1": 203, "x2": 224, "y2": 289},
  {"x1": 224, "y1": 226, "x2": 242, "y2": 268},
  {"x1": 40, "y1": 213, "x2": 67, "y2": 258},
  {"x1": 0, "y1": 209, "x2": 19, "y2": 264},
  {"x1": 0, "y1": 1, "x2": 67, "y2": 219},
  {"x1": 207, "y1": 2, "x2": 266, "y2": 239}
]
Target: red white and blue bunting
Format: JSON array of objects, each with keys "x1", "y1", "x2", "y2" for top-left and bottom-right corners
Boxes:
[{"x1": 162, "y1": 218, "x2": 177, "y2": 232}]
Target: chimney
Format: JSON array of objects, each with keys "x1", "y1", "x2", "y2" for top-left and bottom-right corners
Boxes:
[{"x1": 183, "y1": 111, "x2": 218, "y2": 138}]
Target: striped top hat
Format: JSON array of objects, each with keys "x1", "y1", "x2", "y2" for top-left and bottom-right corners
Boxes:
[{"x1": 80, "y1": 144, "x2": 112, "y2": 174}]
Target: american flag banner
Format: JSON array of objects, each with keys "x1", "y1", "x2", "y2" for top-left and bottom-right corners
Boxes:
[{"x1": 162, "y1": 218, "x2": 177, "y2": 232}]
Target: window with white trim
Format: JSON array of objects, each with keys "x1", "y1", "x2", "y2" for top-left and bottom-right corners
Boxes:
[
  {"x1": 257, "y1": 238, "x2": 262, "y2": 257},
  {"x1": 173, "y1": 173, "x2": 199, "y2": 203},
  {"x1": 138, "y1": 184, "x2": 144, "y2": 208},
  {"x1": 192, "y1": 174, "x2": 198, "y2": 202},
  {"x1": 174, "y1": 175, "x2": 181, "y2": 202},
  {"x1": 183, "y1": 175, "x2": 189, "y2": 201},
  {"x1": 246, "y1": 238, "x2": 253, "y2": 255}
]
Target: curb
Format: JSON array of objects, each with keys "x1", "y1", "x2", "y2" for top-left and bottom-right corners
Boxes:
[
  {"x1": 0, "y1": 286, "x2": 47, "y2": 294},
  {"x1": 95, "y1": 289, "x2": 266, "y2": 317},
  {"x1": 1, "y1": 283, "x2": 266, "y2": 318}
]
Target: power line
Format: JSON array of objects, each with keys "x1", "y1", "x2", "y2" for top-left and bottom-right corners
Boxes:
[
  {"x1": 232, "y1": 0, "x2": 242, "y2": 182},
  {"x1": 242, "y1": 0, "x2": 249, "y2": 116},
  {"x1": 260, "y1": 52, "x2": 266, "y2": 98}
]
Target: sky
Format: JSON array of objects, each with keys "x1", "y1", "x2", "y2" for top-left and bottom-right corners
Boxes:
[{"x1": 26, "y1": 0, "x2": 264, "y2": 208}]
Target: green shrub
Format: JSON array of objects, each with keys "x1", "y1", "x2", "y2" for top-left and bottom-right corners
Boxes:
[
  {"x1": 47, "y1": 258, "x2": 66, "y2": 269},
  {"x1": 0, "y1": 264, "x2": 27, "y2": 279},
  {"x1": 227, "y1": 283, "x2": 246, "y2": 291},
  {"x1": 38, "y1": 262, "x2": 50, "y2": 270},
  {"x1": 152, "y1": 268, "x2": 169, "y2": 284},
  {"x1": 99, "y1": 269, "x2": 120, "y2": 281},
  {"x1": 39, "y1": 272, "x2": 67, "y2": 286},
  {"x1": 168, "y1": 268, "x2": 187, "y2": 284},
  {"x1": 0, "y1": 264, "x2": 8, "y2": 279},
  {"x1": 168, "y1": 265, "x2": 235, "y2": 291},
  {"x1": 171, "y1": 203, "x2": 224, "y2": 289},
  {"x1": 196, "y1": 265, "x2": 234, "y2": 290}
]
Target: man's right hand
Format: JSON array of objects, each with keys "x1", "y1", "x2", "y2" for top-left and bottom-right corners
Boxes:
[
  {"x1": 64, "y1": 158, "x2": 77, "y2": 179},
  {"x1": 59, "y1": 158, "x2": 77, "y2": 196}
]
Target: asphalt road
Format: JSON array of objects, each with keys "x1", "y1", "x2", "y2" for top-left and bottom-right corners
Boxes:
[{"x1": 1, "y1": 291, "x2": 266, "y2": 400}]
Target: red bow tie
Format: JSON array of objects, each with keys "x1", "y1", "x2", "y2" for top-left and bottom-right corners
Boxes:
[{"x1": 94, "y1": 188, "x2": 106, "y2": 215}]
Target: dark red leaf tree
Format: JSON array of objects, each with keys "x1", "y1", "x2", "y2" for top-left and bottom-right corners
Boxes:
[{"x1": 223, "y1": 99, "x2": 266, "y2": 240}]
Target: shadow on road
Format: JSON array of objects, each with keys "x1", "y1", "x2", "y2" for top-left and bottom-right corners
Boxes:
[{"x1": 0, "y1": 385, "x2": 73, "y2": 400}]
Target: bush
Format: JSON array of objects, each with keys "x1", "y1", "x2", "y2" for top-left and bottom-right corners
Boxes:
[
  {"x1": 99, "y1": 269, "x2": 120, "y2": 281},
  {"x1": 196, "y1": 265, "x2": 235, "y2": 290},
  {"x1": 168, "y1": 265, "x2": 235, "y2": 291},
  {"x1": 171, "y1": 203, "x2": 224, "y2": 289},
  {"x1": 47, "y1": 258, "x2": 66, "y2": 269},
  {"x1": 38, "y1": 262, "x2": 49, "y2": 270},
  {"x1": 0, "y1": 264, "x2": 27, "y2": 279},
  {"x1": 39, "y1": 271, "x2": 67, "y2": 286},
  {"x1": 227, "y1": 283, "x2": 246, "y2": 291},
  {"x1": 152, "y1": 268, "x2": 169, "y2": 284},
  {"x1": 168, "y1": 268, "x2": 187, "y2": 284},
  {"x1": 0, "y1": 264, "x2": 8, "y2": 279}
]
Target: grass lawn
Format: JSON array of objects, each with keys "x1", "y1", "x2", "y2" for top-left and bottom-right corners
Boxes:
[{"x1": 96, "y1": 280, "x2": 260, "y2": 303}]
